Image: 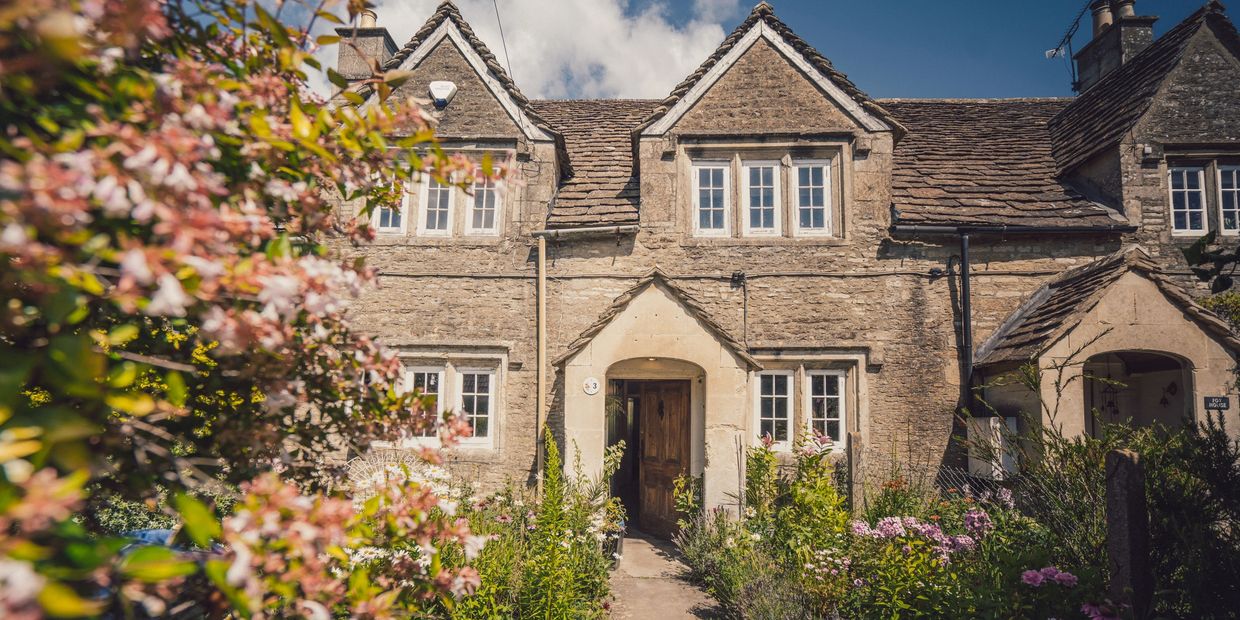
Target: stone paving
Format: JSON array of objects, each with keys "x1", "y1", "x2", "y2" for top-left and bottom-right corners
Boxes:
[{"x1": 608, "y1": 530, "x2": 722, "y2": 619}]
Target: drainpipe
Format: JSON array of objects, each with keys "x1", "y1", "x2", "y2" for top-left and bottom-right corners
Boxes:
[
  {"x1": 535, "y1": 235, "x2": 547, "y2": 493},
  {"x1": 960, "y1": 232, "x2": 973, "y2": 406}
]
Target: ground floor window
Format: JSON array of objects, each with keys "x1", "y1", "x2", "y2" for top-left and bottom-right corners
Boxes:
[
  {"x1": 389, "y1": 360, "x2": 500, "y2": 449},
  {"x1": 458, "y1": 369, "x2": 494, "y2": 445},
  {"x1": 753, "y1": 365, "x2": 851, "y2": 452}
]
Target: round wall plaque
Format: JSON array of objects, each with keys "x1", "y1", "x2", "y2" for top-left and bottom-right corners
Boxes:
[{"x1": 582, "y1": 377, "x2": 601, "y2": 395}]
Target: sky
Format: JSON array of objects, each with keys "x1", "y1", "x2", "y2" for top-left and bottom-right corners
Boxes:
[{"x1": 316, "y1": 0, "x2": 1208, "y2": 100}]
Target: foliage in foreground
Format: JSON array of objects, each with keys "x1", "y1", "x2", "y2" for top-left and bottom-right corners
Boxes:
[{"x1": 0, "y1": 0, "x2": 504, "y2": 616}]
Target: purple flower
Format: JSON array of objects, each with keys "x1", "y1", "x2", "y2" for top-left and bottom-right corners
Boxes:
[
  {"x1": 1040, "y1": 566, "x2": 1061, "y2": 578},
  {"x1": 1081, "y1": 602, "x2": 1122, "y2": 620},
  {"x1": 1053, "y1": 571, "x2": 1078, "y2": 587},
  {"x1": 852, "y1": 578, "x2": 865, "y2": 588},
  {"x1": 964, "y1": 508, "x2": 994, "y2": 537},
  {"x1": 950, "y1": 534, "x2": 976, "y2": 553},
  {"x1": 875, "y1": 517, "x2": 906, "y2": 538},
  {"x1": 496, "y1": 513, "x2": 513, "y2": 524},
  {"x1": 1021, "y1": 569, "x2": 1045, "y2": 587},
  {"x1": 996, "y1": 488, "x2": 1015, "y2": 509},
  {"x1": 851, "y1": 520, "x2": 876, "y2": 538}
]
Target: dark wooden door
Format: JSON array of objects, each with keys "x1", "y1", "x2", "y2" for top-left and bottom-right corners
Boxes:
[{"x1": 637, "y1": 380, "x2": 690, "y2": 538}]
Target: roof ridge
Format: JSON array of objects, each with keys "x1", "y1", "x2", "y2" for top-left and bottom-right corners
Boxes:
[{"x1": 879, "y1": 97, "x2": 1074, "y2": 103}]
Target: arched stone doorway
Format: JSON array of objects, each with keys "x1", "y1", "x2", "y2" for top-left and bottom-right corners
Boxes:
[{"x1": 1082, "y1": 351, "x2": 1193, "y2": 436}]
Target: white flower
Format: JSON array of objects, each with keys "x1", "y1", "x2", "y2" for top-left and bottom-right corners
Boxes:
[
  {"x1": 124, "y1": 145, "x2": 158, "y2": 170},
  {"x1": 0, "y1": 223, "x2": 27, "y2": 252},
  {"x1": 298, "y1": 600, "x2": 330, "y2": 620},
  {"x1": 224, "y1": 544, "x2": 252, "y2": 586},
  {"x1": 120, "y1": 249, "x2": 153, "y2": 285},
  {"x1": 182, "y1": 255, "x2": 225, "y2": 279},
  {"x1": 258, "y1": 274, "x2": 300, "y2": 319},
  {"x1": 0, "y1": 558, "x2": 45, "y2": 606},
  {"x1": 464, "y1": 535, "x2": 487, "y2": 560},
  {"x1": 145, "y1": 274, "x2": 188, "y2": 316}
]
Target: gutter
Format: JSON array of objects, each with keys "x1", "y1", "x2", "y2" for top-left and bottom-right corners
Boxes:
[
  {"x1": 531, "y1": 224, "x2": 641, "y2": 238},
  {"x1": 890, "y1": 221, "x2": 1135, "y2": 407}
]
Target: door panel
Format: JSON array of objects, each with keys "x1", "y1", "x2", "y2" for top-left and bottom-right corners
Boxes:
[{"x1": 637, "y1": 380, "x2": 690, "y2": 538}]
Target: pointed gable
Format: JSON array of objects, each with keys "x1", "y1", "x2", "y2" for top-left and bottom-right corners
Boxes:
[
  {"x1": 554, "y1": 268, "x2": 761, "y2": 370},
  {"x1": 975, "y1": 247, "x2": 1240, "y2": 368},
  {"x1": 638, "y1": 2, "x2": 904, "y2": 138},
  {"x1": 1049, "y1": 1, "x2": 1240, "y2": 173},
  {"x1": 373, "y1": 1, "x2": 560, "y2": 146}
]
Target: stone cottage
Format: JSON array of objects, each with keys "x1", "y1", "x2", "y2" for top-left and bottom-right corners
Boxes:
[{"x1": 333, "y1": 0, "x2": 1240, "y2": 535}]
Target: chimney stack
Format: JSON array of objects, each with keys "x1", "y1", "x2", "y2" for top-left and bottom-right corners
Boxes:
[
  {"x1": 1074, "y1": 0, "x2": 1157, "y2": 92},
  {"x1": 334, "y1": 10, "x2": 397, "y2": 85}
]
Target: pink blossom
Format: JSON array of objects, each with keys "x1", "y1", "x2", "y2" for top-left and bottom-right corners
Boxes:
[
  {"x1": 1053, "y1": 571, "x2": 1078, "y2": 587},
  {"x1": 145, "y1": 273, "x2": 188, "y2": 316},
  {"x1": 1021, "y1": 569, "x2": 1046, "y2": 587},
  {"x1": 964, "y1": 508, "x2": 994, "y2": 537}
]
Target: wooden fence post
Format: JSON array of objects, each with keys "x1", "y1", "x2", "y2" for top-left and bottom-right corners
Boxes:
[
  {"x1": 1106, "y1": 449, "x2": 1153, "y2": 618},
  {"x1": 847, "y1": 432, "x2": 863, "y2": 512}
]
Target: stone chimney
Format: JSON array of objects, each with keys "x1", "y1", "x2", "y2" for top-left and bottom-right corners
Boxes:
[
  {"x1": 334, "y1": 9, "x2": 398, "y2": 83},
  {"x1": 1074, "y1": 0, "x2": 1157, "y2": 92}
]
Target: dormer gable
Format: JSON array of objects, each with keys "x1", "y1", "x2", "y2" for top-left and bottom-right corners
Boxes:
[{"x1": 638, "y1": 2, "x2": 904, "y2": 139}]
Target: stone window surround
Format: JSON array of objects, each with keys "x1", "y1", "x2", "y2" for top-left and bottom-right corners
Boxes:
[
  {"x1": 1165, "y1": 155, "x2": 1240, "y2": 238},
  {"x1": 369, "y1": 147, "x2": 513, "y2": 244},
  {"x1": 750, "y1": 359, "x2": 856, "y2": 453},
  {"x1": 375, "y1": 346, "x2": 508, "y2": 452},
  {"x1": 682, "y1": 143, "x2": 849, "y2": 243}
]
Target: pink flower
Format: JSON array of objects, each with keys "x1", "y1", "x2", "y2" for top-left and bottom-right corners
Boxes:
[
  {"x1": 874, "y1": 517, "x2": 906, "y2": 538},
  {"x1": 1053, "y1": 571, "x2": 1078, "y2": 587},
  {"x1": 1021, "y1": 569, "x2": 1045, "y2": 587},
  {"x1": 964, "y1": 508, "x2": 994, "y2": 537}
]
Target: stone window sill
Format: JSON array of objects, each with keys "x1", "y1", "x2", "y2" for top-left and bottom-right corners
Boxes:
[{"x1": 683, "y1": 236, "x2": 848, "y2": 247}]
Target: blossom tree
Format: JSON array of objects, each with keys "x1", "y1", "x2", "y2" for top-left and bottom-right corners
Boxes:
[{"x1": 0, "y1": 0, "x2": 495, "y2": 615}]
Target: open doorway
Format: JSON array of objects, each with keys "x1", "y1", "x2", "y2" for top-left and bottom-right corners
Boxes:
[
  {"x1": 1083, "y1": 351, "x2": 1192, "y2": 436},
  {"x1": 606, "y1": 379, "x2": 691, "y2": 538}
]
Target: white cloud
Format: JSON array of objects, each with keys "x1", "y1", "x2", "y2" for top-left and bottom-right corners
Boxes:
[{"x1": 312, "y1": 0, "x2": 744, "y2": 99}]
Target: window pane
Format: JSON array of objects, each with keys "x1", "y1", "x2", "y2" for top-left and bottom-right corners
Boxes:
[
  {"x1": 774, "y1": 419, "x2": 788, "y2": 441},
  {"x1": 1187, "y1": 170, "x2": 1200, "y2": 189},
  {"x1": 826, "y1": 421, "x2": 840, "y2": 440},
  {"x1": 473, "y1": 416, "x2": 488, "y2": 437},
  {"x1": 1174, "y1": 211, "x2": 1187, "y2": 230},
  {"x1": 463, "y1": 373, "x2": 475, "y2": 393}
]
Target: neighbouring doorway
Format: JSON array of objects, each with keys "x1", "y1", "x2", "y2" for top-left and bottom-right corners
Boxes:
[
  {"x1": 1083, "y1": 351, "x2": 1192, "y2": 436},
  {"x1": 606, "y1": 379, "x2": 691, "y2": 538}
]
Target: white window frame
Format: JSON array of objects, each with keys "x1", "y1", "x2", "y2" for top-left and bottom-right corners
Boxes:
[
  {"x1": 456, "y1": 367, "x2": 496, "y2": 448},
  {"x1": 1169, "y1": 166, "x2": 1207, "y2": 236},
  {"x1": 465, "y1": 177, "x2": 502, "y2": 236},
  {"x1": 805, "y1": 370, "x2": 847, "y2": 451},
  {"x1": 416, "y1": 177, "x2": 455, "y2": 237},
  {"x1": 401, "y1": 366, "x2": 445, "y2": 444},
  {"x1": 373, "y1": 189, "x2": 410, "y2": 235},
  {"x1": 754, "y1": 370, "x2": 794, "y2": 452},
  {"x1": 692, "y1": 162, "x2": 731, "y2": 237},
  {"x1": 791, "y1": 159, "x2": 834, "y2": 237},
  {"x1": 740, "y1": 161, "x2": 782, "y2": 236},
  {"x1": 1219, "y1": 165, "x2": 1240, "y2": 236}
]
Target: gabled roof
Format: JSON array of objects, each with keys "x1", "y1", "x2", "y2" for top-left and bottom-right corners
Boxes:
[
  {"x1": 884, "y1": 99, "x2": 1126, "y2": 228},
  {"x1": 636, "y1": 2, "x2": 904, "y2": 138},
  {"x1": 975, "y1": 246, "x2": 1240, "y2": 368},
  {"x1": 553, "y1": 268, "x2": 761, "y2": 369},
  {"x1": 376, "y1": 1, "x2": 562, "y2": 147},
  {"x1": 1049, "y1": 1, "x2": 1240, "y2": 173},
  {"x1": 530, "y1": 99, "x2": 658, "y2": 228}
]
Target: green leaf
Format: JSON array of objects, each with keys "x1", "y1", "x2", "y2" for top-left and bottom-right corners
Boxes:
[
  {"x1": 266, "y1": 233, "x2": 292, "y2": 260},
  {"x1": 120, "y1": 545, "x2": 197, "y2": 582},
  {"x1": 165, "y1": 371, "x2": 187, "y2": 407},
  {"x1": 316, "y1": 34, "x2": 341, "y2": 46},
  {"x1": 316, "y1": 10, "x2": 345, "y2": 25},
  {"x1": 107, "y1": 362, "x2": 137, "y2": 388},
  {"x1": 107, "y1": 324, "x2": 140, "y2": 346},
  {"x1": 327, "y1": 68, "x2": 349, "y2": 89},
  {"x1": 105, "y1": 392, "x2": 156, "y2": 416},
  {"x1": 174, "y1": 493, "x2": 221, "y2": 547},
  {"x1": 290, "y1": 98, "x2": 312, "y2": 139},
  {"x1": 38, "y1": 581, "x2": 103, "y2": 617},
  {"x1": 382, "y1": 69, "x2": 414, "y2": 89}
]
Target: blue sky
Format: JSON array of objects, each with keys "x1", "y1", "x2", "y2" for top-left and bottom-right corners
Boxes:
[
  {"x1": 655, "y1": 0, "x2": 1203, "y2": 98},
  {"x1": 342, "y1": 0, "x2": 1208, "y2": 99}
]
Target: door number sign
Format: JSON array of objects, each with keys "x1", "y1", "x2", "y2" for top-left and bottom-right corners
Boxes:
[{"x1": 583, "y1": 377, "x2": 601, "y2": 395}]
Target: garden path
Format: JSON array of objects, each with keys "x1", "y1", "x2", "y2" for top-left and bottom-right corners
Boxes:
[{"x1": 608, "y1": 530, "x2": 722, "y2": 619}]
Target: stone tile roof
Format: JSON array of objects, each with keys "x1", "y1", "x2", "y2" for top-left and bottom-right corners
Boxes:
[
  {"x1": 635, "y1": 1, "x2": 905, "y2": 138},
  {"x1": 1048, "y1": 1, "x2": 1236, "y2": 173},
  {"x1": 530, "y1": 99, "x2": 658, "y2": 228},
  {"x1": 385, "y1": 1, "x2": 566, "y2": 159},
  {"x1": 553, "y1": 268, "x2": 761, "y2": 370},
  {"x1": 974, "y1": 246, "x2": 1240, "y2": 367},
  {"x1": 884, "y1": 99, "x2": 1126, "y2": 228}
]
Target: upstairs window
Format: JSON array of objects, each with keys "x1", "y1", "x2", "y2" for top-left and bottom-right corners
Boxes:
[
  {"x1": 807, "y1": 371, "x2": 845, "y2": 448},
  {"x1": 458, "y1": 369, "x2": 495, "y2": 447},
  {"x1": 418, "y1": 178, "x2": 454, "y2": 236},
  {"x1": 693, "y1": 163, "x2": 730, "y2": 236},
  {"x1": 742, "y1": 162, "x2": 781, "y2": 235},
  {"x1": 755, "y1": 371, "x2": 792, "y2": 450},
  {"x1": 1170, "y1": 166, "x2": 1207, "y2": 235},
  {"x1": 1221, "y1": 166, "x2": 1240, "y2": 235},
  {"x1": 466, "y1": 177, "x2": 501, "y2": 235},
  {"x1": 793, "y1": 161, "x2": 832, "y2": 236},
  {"x1": 374, "y1": 205, "x2": 405, "y2": 234}
]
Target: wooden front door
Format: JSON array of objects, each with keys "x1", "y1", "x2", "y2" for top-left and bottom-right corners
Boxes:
[{"x1": 637, "y1": 380, "x2": 690, "y2": 538}]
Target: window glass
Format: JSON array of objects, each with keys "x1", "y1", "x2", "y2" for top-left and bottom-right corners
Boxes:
[
  {"x1": 1170, "y1": 167, "x2": 1206, "y2": 234},
  {"x1": 757, "y1": 372, "x2": 791, "y2": 446},
  {"x1": 424, "y1": 179, "x2": 452, "y2": 232},
  {"x1": 405, "y1": 369, "x2": 442, "y2": 438},
  {"x1": 808, "y1": 372, "x2": 844, "y2": 446},
  {"x1": 696, "y1": 166, "x2": 727, "y2": 232},
  {"x1": 460, "y1": 371, "x2": 492, "y2": 440},
  {"x1": 1222, "y1": 166, "x2": 1240, "y2": 234},
  {"x1": 746, "y1": 165, "x2": 777, "y2": 232},
  {"x1": 796, "y1": 163, "x2": 830, "y2": 233},
  {"x1": 375, "y1": 206, "x2": 402, "y2": 232},
  {"x1": 470, "y1": 178, "x2": 498, "y2": 233}
]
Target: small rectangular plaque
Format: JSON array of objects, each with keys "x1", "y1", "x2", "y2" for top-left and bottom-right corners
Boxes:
[{"x1": 1204, "y1": 396, "x2": 1231, "y2": 410}]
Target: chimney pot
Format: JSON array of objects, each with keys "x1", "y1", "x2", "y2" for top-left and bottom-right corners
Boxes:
[
  {"x1": 1091, "y1": 0, "x2": 1114, "y2": 38},
  {"x1": 359, "y1": 9, "x2": 378, "y2": 28},
  {"x1": 1111, "y1": 0, "x2": 1136, "y2": 19}
]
